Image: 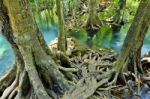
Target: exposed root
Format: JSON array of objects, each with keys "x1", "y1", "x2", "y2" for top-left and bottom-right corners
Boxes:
[
  {"x1": 0, "y1": 65, "x2": 17, "y2": 95},
  {"x1": 16, "y1": 70, "x2": 29, "y2": 99},
  {"x1": 58, "y1": 66, "x2": 79, "y2": 72},
  {"x1": 50, "y1": 38, "x2": 126, "y2": 98},
  {"x1": 63, "y1": 77, "x2": 98, "y2": 99},
  {"x1": 1, "y1": 75, "x2": 18, "y2": 99},
  {"x1": 8, "y1": 87, "x2": 18, "y2": 99},
  {"x1": 107, "y1": 71, "x2": 119, "y2": 86},
  {"x1": 24, "y1": 52, "x2": 51, "y2": 99},
  {"x1": 1, "y1": 38, "x2": 148, "y2": 99}
]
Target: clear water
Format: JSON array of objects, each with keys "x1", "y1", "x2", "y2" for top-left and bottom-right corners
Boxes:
[
  {"x1": 0, "y1": 25, "x2": 58, "y2": 75},
  {"x1": 0, "y1": 34, "x2": 15, "y2": 75},
  {"x1": 0, "y1": 25, "x2": 150, "y2": 75},
  {"x1": 109, "y1": 24, "x2": 150, "y2": 55}
]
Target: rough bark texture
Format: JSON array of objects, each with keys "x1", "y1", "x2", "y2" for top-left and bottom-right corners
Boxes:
[
  {"x1": 0, "y1": 0, "x2": 69, "y2": 98},
  {"x1": 115, "y1": 0, "x2": 150, "y2": 72},
  {"x1": 128, "y1": 26, "x2": 149, "y2": 73},
  {"x1": 56, "y1": 0, "x2": 67, "y2": 52},
  {"x1": 0, "y1": 1, "x2": 23, "y2": 97}
]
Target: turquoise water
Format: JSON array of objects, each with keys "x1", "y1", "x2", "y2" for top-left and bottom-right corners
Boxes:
[
  {"x1": 0, "y1": 25, "x2": 150, "y2": 75},
  {"x1": 0, "y1": 34, "x2": 15, "y2": 75},
  {"x1": 109, "y1": 25, "x2": 150, "y2": 55},
  {"x1": 0, "y1": 25, "x2": 58, "y2": 75}
]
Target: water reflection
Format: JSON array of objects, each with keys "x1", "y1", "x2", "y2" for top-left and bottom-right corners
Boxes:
[
  {"x1": 0, "y1": 24, "x2": 150, "y2": 75},
  {"x1": 109, "y1": 25, "x2": 150, "y2": 55},
  {"x1": 110, "y1": 34, "x2": 122, "y2": 52}
]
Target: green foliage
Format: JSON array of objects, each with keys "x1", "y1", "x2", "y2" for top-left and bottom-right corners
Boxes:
[
  {"x1": 125, "y1": 0, "x2": 140, "y2": 22},
  {"x1": 93, "y1": 25, "x2": 112, "y2": 48},
  {"x1": 29, "y1": 0, "x2": 57, "y2": 30},
  {"x1": 99, "y1": 1, "x2": 117, "y2": 19},
  {"x1": 126, "y1": 0, "x2": 139, "y2": 14},
  {"x1": 69, "y1": 28, "x2": 88, "y2": 43}
]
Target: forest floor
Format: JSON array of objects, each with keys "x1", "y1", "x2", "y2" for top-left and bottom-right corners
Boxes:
[{"x1": 49, "y1": 37, "x2": 150, "y2": 99}]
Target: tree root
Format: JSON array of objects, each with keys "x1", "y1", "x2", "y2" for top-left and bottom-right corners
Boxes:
[
  {"x1": 107, "y1": 71, "x2": 119, "y2": 86},
  {"x1": 8, "y1": 87, "x2": 18, "y2": 99},
  {"x1": 62, "y1": 77, "x2": 98, "y2": 99},
  {"x1": 1, "y1": 38, "x2": 148, "y2": 99},
  {"x1": 1, "y1": 74, "x2": 18, "y2": 99},
  {"x1": 58, "y1": 66, "x2": 79, "y2": 72},
  {"x1": 16, "y1": 70, "x2": 30, "y2": 99},
  {"x1": 0, "y1": 64, "x2": 17, "y2": 95},
  {"x1": 23, "y1": 49, "x2": 51, "y2": 99}
]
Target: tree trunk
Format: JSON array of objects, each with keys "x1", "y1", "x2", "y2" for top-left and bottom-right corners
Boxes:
[
  {"x1": 0, "y1": 1, "x2": 22, "y2": 97},
  {"x1": 112, "y1": 0, "x2": 126, "y2": 34},
  {"x1": 115, "y1": 0, "x2": 150, "y2": 73},
  {"x1": 128, "y1": 26, "x2": 149, "y2": 73},
  {"x1": 0, "y1": 0, "x2": 69, "y2": 98},
  {"x1": 56, "y1": 0, "x2": 67, "y2": 52},
  {"x1": 86, "y1": 0, "x2": 102, "y2": 30},
  {"x1": 113, "y1": 0, "x2": 126, "y2": 23}
]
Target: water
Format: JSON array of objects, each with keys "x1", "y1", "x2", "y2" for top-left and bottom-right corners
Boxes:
[
  {"x1": 108, "y1": 24, "x2": 150, "y2": 55},
  {"x1": 0, "y1": 34, "x2": 15, "y2": 75},
  {"x1": 0, "y1": 25, "x2": 150, "y2": 75},
  {"x1": 0, "y1": 25, "x2": 58, "y2": 75},
  {"x1": 42, "y1": 26, "x2": 58, "y2": 44}
]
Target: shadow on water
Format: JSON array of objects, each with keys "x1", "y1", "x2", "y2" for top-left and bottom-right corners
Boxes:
[{"x1": 86, "y1": 29, "x2": 98, "y2": 47}]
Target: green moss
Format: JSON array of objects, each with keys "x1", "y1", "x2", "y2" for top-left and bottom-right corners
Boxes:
[
  {"x1": 93, "y1": 25, "x2": 112, "y2": 48},
  {"x1": 69, "y1": 28, "x2": 88, "y2": 43}
]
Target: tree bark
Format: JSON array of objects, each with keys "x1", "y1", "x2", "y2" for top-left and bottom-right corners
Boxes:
[
  {"x1": 56, "y1": 0, "x2": 67, "y2": 52},
  {"x1": 115, "y1": 0, "x2": 150, "y2": 72},
  {"x1": 0, "y1": 0, "x2": 69, "y2": 98}
]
